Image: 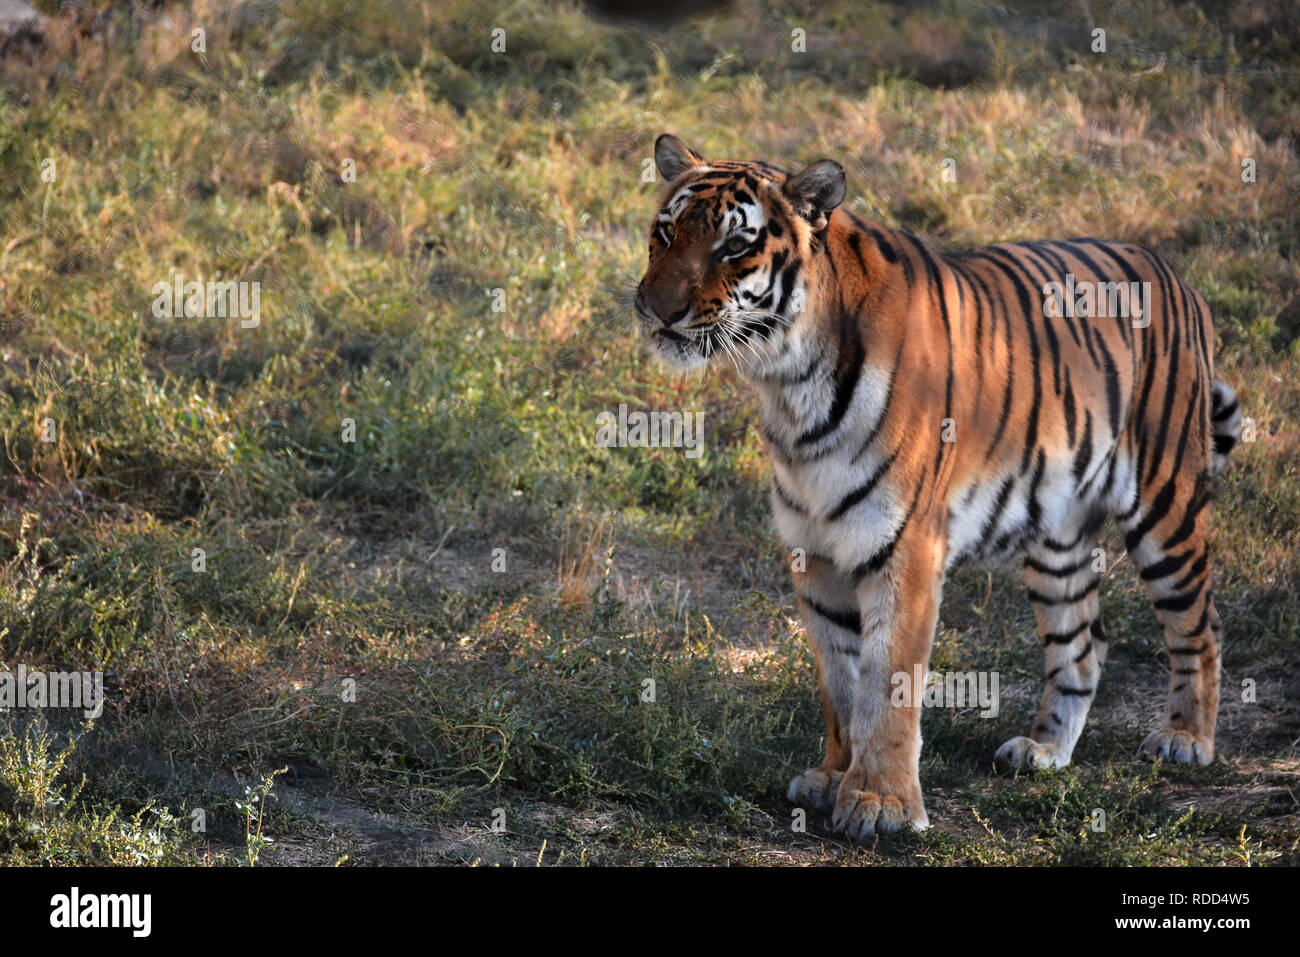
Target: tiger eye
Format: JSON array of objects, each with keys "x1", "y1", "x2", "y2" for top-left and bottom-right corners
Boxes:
[
  {"x1": 724, "y1": 236, "x2": 748, "y2": 254},
  {"x1": 662, "y1": 223, "x2": 676, "y2": 243}
]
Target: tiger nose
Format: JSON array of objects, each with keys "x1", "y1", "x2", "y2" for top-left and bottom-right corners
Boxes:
[
  {"x1": 642, "y1": 286, "x2": 691, "y2": 327},
  {"x1": 659, "y1": 306, "x2": 690, "y2": 327}
]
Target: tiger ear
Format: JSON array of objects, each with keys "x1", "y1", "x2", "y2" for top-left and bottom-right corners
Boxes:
[
  {"x1": 655, "y1": 134, "x2": 704, "y2": 181},
  {"x1": 783, "y1": 160, "x2": 846, "y2": 229}
]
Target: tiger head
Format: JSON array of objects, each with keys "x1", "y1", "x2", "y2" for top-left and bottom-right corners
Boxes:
[{"x1": 635, "y1": 134, "x2": 846, "y2": 373}]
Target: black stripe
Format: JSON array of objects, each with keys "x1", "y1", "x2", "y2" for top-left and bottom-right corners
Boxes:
[
  {"x1": 1046, "y1": 241, "x2": 1102, "y2": 367},
  {"x1": 1013, "y1": 243, "x2": 1066, "y2": 392},
  {"x1": 1080, "y1": 239, "x2": 1146, "y2": 345},
  {"x1": 1025, "y1": 241, "x2": 1085, "y2": 350},
  {"x1": 1163, "y1": 485, "x2": 1210, "y2": 552},
  {"x1": 849, "y1": 337, "x2": 905, "y2": 465},
  {"x1": 1025, "y1": 553, "x2": 1092, "y2": 577},
  {"x1": 1072, "y1": 410, "x2": 1093, "y2": 484},
  {"x1": 846, "y1": 214, "x2": 898, "y2": 265},
  {"x1": 1063, "y1": 368, "x2": 1077, "y2": 445},
  {"x1": 1011, "y1": 243, "x2": 1064, "y2": 395},
  {"x1": 977, "y1": 476, "x2": 1017, "y2": 544},
  {"x1": 951, "y1": 263, "x2": 986, "y2": 400},
  {"x1": 800, "y1": 594, "x2": 861, "y2": 635},
  {"x1": 870, "y1": 228, "x2": 899, "y2": 264},
  {"x1": 980, "y1": 260, "x2": 1016, "y2": 458},
  {"x1": 1213, "y1": 398, "x2": 1239, "y2": 422},
  {"x1": 977, "y1": 250, "x2": 1042, "y2": 472},
  {"x1": 1042, "y1": 621, "x2": 1090, "y2": 645},
  {"x1": 1025, "y1": 449, "x2": 1046, "y2": 534},
  {"x1": 908, "y1": 238, "x2": 955, "y2": 475},
  {"x1": 757, "y1": 249, "x2": 789, "y2": 303},
  {"x1": 850, "y1": 474, "x2": 925, "y2": 582},
  {"x1": 895, "y1": 232, "x2": 917, "y2": 286},
  {"x1": 1154, "y1": 589, "x2": 1202, "y2": 613},
  {"x1": 1179, "y1": 604, "x2": 1211, "y2": 641},
  {"x1": 1124, "y1": 397, "x2": 1201, "y2": 552},
  {"x1": 826, "y1": 448, "x2": 900, "y2": 521},
  {"x1": 1144, "y1": 282, "x2": 1182, "y2": 484},
  {"x1": 847, "y1": 230, "x2": 869, "y2": 274},
  {"x1": 773, "y1": 256, "x2": 802, "y2": 316},
  {"x1": 1026, "y1": 580, "x2": 1099, "y2": 605},
  {"x1": 796, "y1": 304, "x2": 863, "y2": 447},
  {"x1": 1139, "y1": 549, "x2": 1193, "y2": 581},
  {"x1": 772, "y1": 478, "x2": 807, "y2": 515}
]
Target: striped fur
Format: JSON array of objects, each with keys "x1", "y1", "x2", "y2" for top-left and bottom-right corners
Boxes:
[{"x1": 635, "y1": 135, "x2": 1240, "y2": 841}]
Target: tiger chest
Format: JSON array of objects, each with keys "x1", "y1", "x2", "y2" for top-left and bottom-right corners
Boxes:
[{"x1": 766, "y1": 447, "x2": 904, "y2": 574}]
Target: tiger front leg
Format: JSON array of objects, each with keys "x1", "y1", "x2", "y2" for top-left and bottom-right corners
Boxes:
[
  {"x1": 829, "y1": 533, "x2": 944, "y2": 841},
  {"x1": 786, "y1": 553, "x2": 859, "y2": 816}
]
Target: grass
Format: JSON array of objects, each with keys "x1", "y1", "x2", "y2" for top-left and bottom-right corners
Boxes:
[{"x1": 0, "y1": 0, "x2": 1297, "y2": 865}]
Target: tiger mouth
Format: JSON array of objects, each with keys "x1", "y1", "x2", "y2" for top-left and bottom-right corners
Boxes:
[{"x1": 652, "y1": 322, "x2": 718, "y2": 343}]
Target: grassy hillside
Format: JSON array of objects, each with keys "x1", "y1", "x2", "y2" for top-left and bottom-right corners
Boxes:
[{"x1": 0, "y1": 0, "x2": 1296, "y2": 865}]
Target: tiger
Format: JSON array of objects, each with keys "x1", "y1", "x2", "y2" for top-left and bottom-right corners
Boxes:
[{"x1": 633, "y1": 133, "x2": 1241, "y2": 842}]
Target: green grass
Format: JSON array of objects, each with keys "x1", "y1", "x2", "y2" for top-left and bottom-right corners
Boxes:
[{"x1": 0, "y1": 0, "x2": 1297, "y2": 865}]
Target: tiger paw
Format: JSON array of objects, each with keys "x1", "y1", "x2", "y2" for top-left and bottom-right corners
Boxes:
[
  {"x1": 830, "y1": 786, "x2": 928, "y2": 842},
  {"x1": 1139, "y1": 728, "x2": 1213, "y2": 766},
  {"x1": 995, "y1": 736, "x2": 1071, "y2": 770},
  {"x1": 786, "y1": 767, "x2": 843, "y2": 817}
]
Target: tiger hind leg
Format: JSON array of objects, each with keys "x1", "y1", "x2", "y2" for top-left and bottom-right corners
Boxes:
[
  {"x1": 996, "y1": 533, "x2": 1107, "y2": 770},
  {"x1": 1123, "y1": 470, "x2": 1221, "y2": 765}
]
